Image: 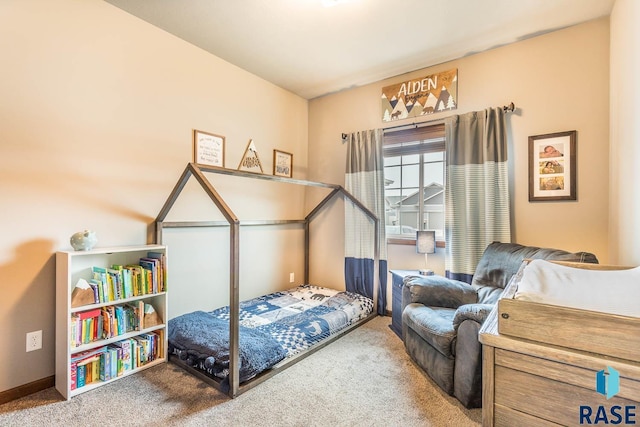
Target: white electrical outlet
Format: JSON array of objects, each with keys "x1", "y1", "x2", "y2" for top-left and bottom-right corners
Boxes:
[
  {"x1": 26, "y1": 330, "x2": 42, "y2": 352},
  {"x1": 289, "y1": 272, "x2": 295, "y2": 283}
]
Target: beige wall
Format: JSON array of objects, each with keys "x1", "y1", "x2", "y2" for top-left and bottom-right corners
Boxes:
[
  {"x1": 308, "y1": 18, "x2": 611, "y2": 306},
  {"x1": 609, "y1": 0, "x2": 640, "y2": 265},
  {"x1": 0, "y1": 0, "x2": 308, "y2": 392}
]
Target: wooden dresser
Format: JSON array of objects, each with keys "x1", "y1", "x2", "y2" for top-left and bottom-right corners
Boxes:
[{"x1": 479, "y1": 262, "x2": 640, "y2": 427}]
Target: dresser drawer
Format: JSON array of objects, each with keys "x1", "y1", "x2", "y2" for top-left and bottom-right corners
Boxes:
[{"x1": 495, "y1": 364, "x2": 638, "y2": 426}]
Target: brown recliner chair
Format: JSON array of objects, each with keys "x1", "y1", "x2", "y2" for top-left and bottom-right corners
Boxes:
[{"x1": 401, "y1": 242, "x2": 598, "y2": 408}]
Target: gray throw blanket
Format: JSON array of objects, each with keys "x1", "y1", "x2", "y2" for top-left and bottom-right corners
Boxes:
[{"x1": 168, "y1": 311, "x2": 287, "y2": 385}]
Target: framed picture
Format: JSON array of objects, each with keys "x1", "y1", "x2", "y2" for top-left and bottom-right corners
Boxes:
[
  {"x1": 193, "y1": 129, "x2": 225, "y2": 167},
  {"x1": 529, "y1": 130, "x2": 576, "y2": 201},
  {"x1": 273, "y1": 149, "x2": 293, "y2": 178}
]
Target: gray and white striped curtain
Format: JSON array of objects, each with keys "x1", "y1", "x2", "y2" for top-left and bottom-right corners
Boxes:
[
  {"x1": 345, "y1": 129, "x2": 388, "y2": 315},
  {"x1": 444, "y1": 108, "x2": 511, "y2": 283}
]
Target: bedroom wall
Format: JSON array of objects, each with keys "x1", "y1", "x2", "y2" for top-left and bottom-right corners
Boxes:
[
  {"x1": 609, "y1": 0, "x2": 640, "y2": 266},
  {"x1": 0, "y1": 0, "x2": 308, "y2": 393},
  {"x1": 307, "y1": 17, "x2": 611, "y2": 308}
]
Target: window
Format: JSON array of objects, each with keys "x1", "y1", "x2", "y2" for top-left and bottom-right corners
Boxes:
[{"x1": 383, "y1": 124, "x2": 445, "y2": 241}]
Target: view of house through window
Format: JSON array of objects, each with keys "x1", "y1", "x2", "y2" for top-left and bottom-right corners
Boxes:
[{"x1": 383, "y1": 124, "x2": 445, "y2": 241}]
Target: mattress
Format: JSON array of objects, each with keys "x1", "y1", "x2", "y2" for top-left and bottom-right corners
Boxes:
[{"x1": 168, "y1": 284, "x2": 374, "y2": 387}]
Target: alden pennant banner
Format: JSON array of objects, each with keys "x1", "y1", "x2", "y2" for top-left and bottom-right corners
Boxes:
[{"x1": 382, "y1": 69, "x2": 457, "y2": 122}]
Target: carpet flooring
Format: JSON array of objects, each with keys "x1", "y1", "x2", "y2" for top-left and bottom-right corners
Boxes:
[{"x1": 0, "y1": 316, "x2": 481, "y2": 426}]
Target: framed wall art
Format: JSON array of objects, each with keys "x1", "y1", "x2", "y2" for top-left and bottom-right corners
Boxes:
[
  {"x1": 193, "y1": 129, "x2": 225, "y2": 167},
  {"x1": 273, "y1": 149, "x2": 293, "y2": 178},
  {"x1": 528, "y1": 130, "x2": 576, "y2": 202},
  {"x1": 238, "y1": 139, "x2": 263, "y2": 173}
]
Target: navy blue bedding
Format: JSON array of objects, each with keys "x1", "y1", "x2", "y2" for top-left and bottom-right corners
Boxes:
[
  {"x1": 168, "y1": 285, "x2": 373, "y2": 385},
  {"x1": 168, "y1": 311, "x2": 288, "y2": 383}
]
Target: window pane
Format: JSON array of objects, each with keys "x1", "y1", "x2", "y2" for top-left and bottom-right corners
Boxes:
[
  {"x1": 384, "y1": 166, "x2": 401, "y2": 189},
  {"x1": 384, "y1": 156, "x2": 401, "y2": 167},
  {"x1": 401, "y1": 164, "x2": 419, "y2": 187},
  {"x1": 423, "y1": 161, "x2": 444, "y2": 185},
  {"x1": 384, "y1": 188, "x2": 401, "y2": 232},
  {"x1": 423, "y1": 151, "x2": 444, "y2": 162},
  {"x1": 399, "y1": 211, "x2": 418, "y2": 235},
  {"x1": 402, "y1": 187, "x2": 418, "y2": 198},
  {"x1": 402, "y1": 154, "x2": 420, "y2": 164},
  {"x1": 384, "y1": 137, "x2": 445, "y2": 240}
]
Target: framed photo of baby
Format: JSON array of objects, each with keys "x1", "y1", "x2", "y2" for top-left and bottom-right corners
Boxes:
[{"x1": 528, "y1": 130, "x2": 576, "y2": 201}]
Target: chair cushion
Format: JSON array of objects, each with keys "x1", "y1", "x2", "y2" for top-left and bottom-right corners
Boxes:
[
  {"x1": 402, "y1": 304, "x2": 456, "y2": 358},
  {"x1": 474, "y1": 285, "x2": 503, "y2": 305}
]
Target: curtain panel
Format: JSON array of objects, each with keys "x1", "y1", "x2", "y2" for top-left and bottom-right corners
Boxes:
[
  {"x1": 444, "y1": 108, "x2": 511, "y2": 283},
  {"x1": 345, "y1": 129, "x2": 388, "y2": 315}
]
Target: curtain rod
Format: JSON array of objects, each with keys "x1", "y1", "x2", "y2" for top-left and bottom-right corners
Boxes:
[{"x1": 341, "y1": 102, "x2": 516, "y2": 141}]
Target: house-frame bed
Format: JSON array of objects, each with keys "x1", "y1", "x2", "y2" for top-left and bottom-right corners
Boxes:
[{"x1": 155, "y1": 162, "x2": 380, "y2": 397}]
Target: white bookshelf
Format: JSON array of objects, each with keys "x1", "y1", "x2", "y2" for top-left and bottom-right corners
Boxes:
[{"x1": 55, "y1": 245, "x2": 168, "y2": 400}]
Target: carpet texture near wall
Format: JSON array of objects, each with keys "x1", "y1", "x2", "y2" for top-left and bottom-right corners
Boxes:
[{"x1": 0, "y1": 316, "x2": 481, "y2": 426}]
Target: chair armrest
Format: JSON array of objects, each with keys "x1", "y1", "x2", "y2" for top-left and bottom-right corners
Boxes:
[
  {"x1": 402, "y1": 275, "x2": 477, "y2": 310},
  {"x1": 452, "y1": 303, "x2": 494, "y2": 331}
]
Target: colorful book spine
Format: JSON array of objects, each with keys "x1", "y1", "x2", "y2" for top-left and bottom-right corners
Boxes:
[
  {"x1": 70, "y1": 361, "x2": 78, "y2": 390},
  {"x1": 146, "y1": 251, "x2": 166, "y2": 292},
  {"x1": 99, "y1": 351, "x2": 111, "y2": 382},
  {"x1": 92, "y1": 266, "x2": 108, "y2": 302},
  {"x1": 111, "y1": 339, "x2": 132, "y2": 372},
  {"x1": 110, "y1": 347, "x2": 119, "y2": 378},
  {"x1": 90, "y1": 279, "x2": 104, "y2": 303},
  {"x1": 121, "y1": 268, "x2": 132, "y2": 299},
  {"x1": 77, "y1": 364, "x2": 86, "y2": 388},
  {"x1": 139, "y1": 259, "x2": 158, "y2": 294},
  {"x1": 91, "y1": 359, "x2": 99, "y2": 384}
]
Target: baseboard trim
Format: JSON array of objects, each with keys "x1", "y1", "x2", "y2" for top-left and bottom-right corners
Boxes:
[{"x1": 0, "y1": 376, "x2": 54, "y2": 405}]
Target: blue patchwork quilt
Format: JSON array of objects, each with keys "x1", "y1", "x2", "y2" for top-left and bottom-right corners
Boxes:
[{"x1": 168, "y1": 285, "x2": 373, "y2": 386}]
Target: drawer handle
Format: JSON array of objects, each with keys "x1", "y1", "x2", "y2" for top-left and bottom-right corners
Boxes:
[{"x1": 501, "y1": 313, "x2": 510, "y2": 319}]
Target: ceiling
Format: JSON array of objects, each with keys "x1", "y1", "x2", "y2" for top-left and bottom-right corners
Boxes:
[{"x1": 104, "y1": 0, "x2": 615, "y2": 100}]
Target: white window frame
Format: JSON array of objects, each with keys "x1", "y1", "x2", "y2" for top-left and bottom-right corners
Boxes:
[{"x1": 383, "y1": 123, "x2": 445, "y2": 245}]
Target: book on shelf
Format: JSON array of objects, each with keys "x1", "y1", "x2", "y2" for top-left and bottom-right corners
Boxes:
[
  {"x1": 138, "y1": 258, "x2": 159, "y2": 294},
  {"x1": 106, "y1": 267, "x2": 123, "y2": 301},
  {"x1": 99, "y1": 349, "x2": 111, "y2": 382},
  {"x1": 74, "y1": 251, "x2": 166, "y2": 311},
  {"x1": 111, "y1": 339, "x2": 133, "y2": 372},
  {"x1": 70, "y1": 339, "x2": 110, "y2": 365},
  {"x1": 88, "y1": 282, "x2": 99, "y2": 303},
  {"x1": 71, "y1": 302, "x2": 147, "y2": 347},
  {"x1": 133, "y1": 335, "x2": 150, "y2": 365},
  {"x1": 116, "y1": 266, "x2": 133, "y2": 299},
  {"x1": 124, "y1": 265, "x2": 144, "y2": 297},
  {"x1": 76, "y1": 364, "x2": 86, "y2": 388},
  {"x1": 91, "y1": 266, "x2": 109, "y2": 301},
  {"x1": 90, "y1": 358, "x2": 99, "y2": 384},
  {"x1": 77, "y1": 307, "x2": 101, "y2": 321},
  {"x1": 127, "y1": 300, "x2": 144, "y2": 331},
  {"x1": 145, "y1": 251, "x2": 167, "y2": 292},
  {"x1": 70, "y1": 360, "x2": 78, "y2": 390}
]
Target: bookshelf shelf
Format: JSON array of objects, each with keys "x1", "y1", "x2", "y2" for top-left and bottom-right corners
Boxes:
[
  {"x1": 70, "y1": 324, "x2": 166, "y2": 353},
  {"x1": 55, "y1": 245, "x2": 168, "y2": 400},
  {"x1": 68, "y1": 358, "x2": 165, "y2": 398},
  {"x1": 69, "y1": 292, "x2": 167, "y2": 314}
]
